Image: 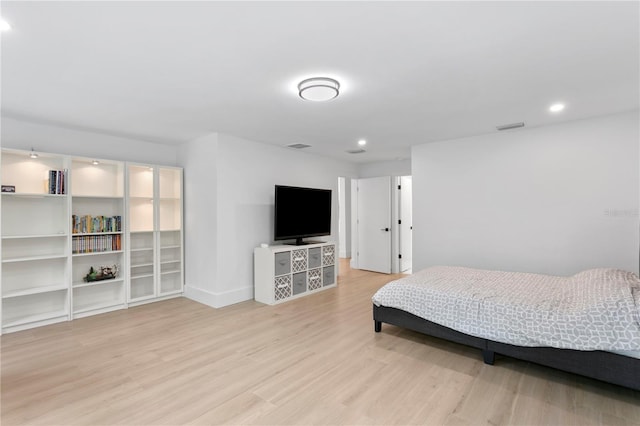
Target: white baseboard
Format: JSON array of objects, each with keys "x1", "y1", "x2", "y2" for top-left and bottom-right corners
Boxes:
[{"x1": 184, "y1": 284, "x2": 253, "y2": 308}]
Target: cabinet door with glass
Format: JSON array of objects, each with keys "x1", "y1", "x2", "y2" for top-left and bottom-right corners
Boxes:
[
  {"x1": 127, "y1": 164, "x2": 183, "y2": 304},
  {"x1": 158, "y1": 167, "x2": 183, "y2": 295}
]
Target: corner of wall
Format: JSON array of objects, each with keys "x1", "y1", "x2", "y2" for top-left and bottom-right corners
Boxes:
[{"x1": 183, "y1": 284, "x2": 253, "y2": 308}]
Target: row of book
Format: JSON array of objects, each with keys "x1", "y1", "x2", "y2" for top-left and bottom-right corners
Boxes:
[
  {"x1": 72, "y1": 215, "x2": 122, "y2": 234},
  {"x1": 49, "y1": 170, "x2": 67, "y2": 194},
  {"x1": 72, "y1": 234, "x2": 122, "y2": 254}
]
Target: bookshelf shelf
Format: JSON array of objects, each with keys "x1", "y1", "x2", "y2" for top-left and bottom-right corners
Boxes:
[
  {"x1": 1, "y1": 192, "x2": 67, "y2": 198},
  {"x1": 72, "y1": 195, "x2": 124, "y2": 200},
  {"x1": 3, "y1": 284, "x2": 68, "y2": 299},
  {"x1": 73, "y1": 232, "x2": 123, "y2": 236},
  {"x1": 131, "y1": 273, "x2": 154, "y2": 279},
  {"x1": 132, "y1": 262, "x2": 154, "y2": 268},
  {"x1": 2, "y1": 310, "x2": 69, "y2": 329},
  {"x1": 2, "y1": 254, "x2": 68, "y2": 263},
  {"x1": 73, "y1": 302, "x2": 123, "y2": 315},
  {"x1": 2, "y1": 233, "x2": 66, "y2": 240},
  {"x1": 73, "y1": 278, "x2": 125, "y2": 289},
  {"x1": 72, "y1": 250, "x2": 124, "y2": 257},
  {"x1": 130, "y1": 248, "x2": 153, "y2": 253}
]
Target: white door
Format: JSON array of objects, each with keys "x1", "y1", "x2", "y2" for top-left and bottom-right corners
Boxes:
[
  {"x1": 357, "y1": 176, "x2": 391, "y2": 273},
  {"x1": 399, "y1": 176, "x2": 413, "y2": 273}
]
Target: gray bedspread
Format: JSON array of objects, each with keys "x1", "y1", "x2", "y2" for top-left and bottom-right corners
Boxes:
[{"x1": 372, "y1": 267, "x2": 640, "y2": 351}]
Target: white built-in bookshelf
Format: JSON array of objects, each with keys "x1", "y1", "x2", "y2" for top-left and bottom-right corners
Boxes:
[
  {"x1": 0, "y1": 149, "x2": 183, "y2": 334},
  {"x1": 127, "y1": 164, "x2": 183, "y2": 305},
  {"x1": 71, "y1": 158, "x2": 126, "y2": 318},
  {"x1": 1, "y1": 150, "x2": 70, "y2": 332}
]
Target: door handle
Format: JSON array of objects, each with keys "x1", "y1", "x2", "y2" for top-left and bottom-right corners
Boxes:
[{"x1": 380, "y1": 228, "x2": 389, "y2": 232}]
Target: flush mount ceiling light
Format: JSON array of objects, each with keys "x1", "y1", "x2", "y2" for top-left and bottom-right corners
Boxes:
[
  {"x1": 549, "y1": 103, "x2": 566, "y2": 113},
  {"x1": 298, "y1": 77, "x2": 340, "y2": 101},
  {"x1": 358, "y1": 139, "x2": 367, "y2": 146}
]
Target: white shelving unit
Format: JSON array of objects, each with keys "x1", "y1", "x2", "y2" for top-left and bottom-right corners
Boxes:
[
  {"x1": 70, "y1": 158, "x2": 126, "y2": 318},
  {"x1": 127, "y1": 164, "x2": 183, "y2": 305},
  {"x1": 1, "y1": 149, "x2": 184, "y2": 334},
  {"x1": 1, "y1": 149, "x2": 71, "y2": 333},
  {"x1": 254, "y1": 241, "x2": 337, "y2": 305}
]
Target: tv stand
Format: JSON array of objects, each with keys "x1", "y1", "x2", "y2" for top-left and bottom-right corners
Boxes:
[
  {"x1": 254, "y1": 241, "x2": 337, "y2": 305},
  {"x1": 292, "y1": 238, "x2": 322, "y2": 246}
]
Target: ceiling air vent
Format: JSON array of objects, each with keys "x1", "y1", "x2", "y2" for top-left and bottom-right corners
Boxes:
[
  {"x1": 287, "y1": 143, "x2": 311, "y2": 149},
  {"x1": 346, "y1": 149, "x2": 366, "y2": 154},
  {"x1": 496, "y1": 122, "x2": 525, "y2": 131}
]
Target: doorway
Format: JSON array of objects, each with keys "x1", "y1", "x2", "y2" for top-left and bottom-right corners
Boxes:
[
  {"x1": 350, "y1": 175, "x2": 412, "y2": 274},
  {"x1": 398, "y1": 176, "x2": 412, "y2": 273}
]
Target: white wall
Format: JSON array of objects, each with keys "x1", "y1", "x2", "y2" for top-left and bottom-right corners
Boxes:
[
  {"x1": 412, "y1": 111, "x2": 639, "y2": 275},
  {"x1": 178, "y1": 133, "x2": 219, "y2": 307},
  {"x1": 338, "y1": 177, "x2": 352, "y2": 258},
  {"x1": 179, "y1": 132, "x2": 357, "y2": 307},
  {"x1": 357, "y1": 158, "x2": 411, "y2": 178},
  {"x1": 1, "y1": 116, "x2": 179, "y2": 165}
]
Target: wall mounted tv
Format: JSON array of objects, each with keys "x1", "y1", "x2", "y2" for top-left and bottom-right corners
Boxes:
[{"x1": 274, "y1": 185, "x2": 332, "y2": 245}]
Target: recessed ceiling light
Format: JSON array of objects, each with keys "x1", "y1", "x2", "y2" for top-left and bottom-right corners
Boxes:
[
  {"x1": 298, "y1": 77, "x2": 340, "y2": 102},
  {"x1": 549, "y1": 103, "x2": 565, "y2": 113},
  {"x1": 358, "y1": 139, "x2": 367, "y2": 146},
  {"x1": 0, "y1": 18, "x2": 12, "y2": 32}
]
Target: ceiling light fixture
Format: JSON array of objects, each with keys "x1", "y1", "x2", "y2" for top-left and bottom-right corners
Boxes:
[
  {"x1": 0, "y1": 18, "x2": 11, "y2": 32},
  {"x1": 298, "y1": 77, "x2": 340, "y2": 101},
  {"x1": 358, "y1": 139, "x2": 367, "y2": 146},
  {"x1": 549, "y1": 103, "x2": 565, "y2": 113},
  {"x1": 92, "y1": 160, "x2": 100, "y2": 165},
  {"x1": 29, "y1": 148, "x2": 38, "y2": 159}
]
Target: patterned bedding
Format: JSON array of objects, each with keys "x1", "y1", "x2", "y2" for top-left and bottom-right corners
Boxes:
[{"x1": 372, "y1": 266, "x2": 640, "y2": 351}]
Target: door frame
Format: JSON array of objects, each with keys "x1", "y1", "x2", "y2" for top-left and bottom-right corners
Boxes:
[{"x1": 351, "y1": 176, "x2": 407, "y2": 273}]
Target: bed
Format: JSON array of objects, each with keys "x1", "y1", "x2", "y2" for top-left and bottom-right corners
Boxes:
[{"x1": 372, "y1": 266, "x2": 640, "y2": 391}]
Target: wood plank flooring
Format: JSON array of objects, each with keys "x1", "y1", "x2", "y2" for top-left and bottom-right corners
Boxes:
[{"x1": 2, "y1": 260, "x2": 639, "y2": 425}]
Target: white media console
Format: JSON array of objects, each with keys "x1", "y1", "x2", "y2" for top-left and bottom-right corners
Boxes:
[{"x1": 254, "y1": 241, "x2": 337, "y2": 305}]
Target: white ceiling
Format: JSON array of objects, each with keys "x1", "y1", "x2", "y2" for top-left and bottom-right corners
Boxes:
[{"x1": 1, "y1": 1, "x2": 638, "y2": 163}]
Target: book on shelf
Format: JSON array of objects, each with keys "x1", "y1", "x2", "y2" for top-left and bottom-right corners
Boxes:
[
  {"x1": 72, "y1": 215, "x2": 122, "y2": 234},
  {"x1": 72, "y1": 234, "x2": 122, "y2": 254},
  {"x1": 48, "y1": 169, "x2": 67, "y2": 194}
]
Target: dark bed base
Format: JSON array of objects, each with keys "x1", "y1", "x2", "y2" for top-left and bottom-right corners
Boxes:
[{"x1": 373, "y1": 305, "x2": 640, "y2": 391}]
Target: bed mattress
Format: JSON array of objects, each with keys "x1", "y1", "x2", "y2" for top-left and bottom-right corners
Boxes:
[{"x1": 372, "y1": 266, "x2": 640, "y2": 352}]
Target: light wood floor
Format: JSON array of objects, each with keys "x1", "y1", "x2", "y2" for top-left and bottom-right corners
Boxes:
[{"x1": 2, "y1": 260, "x2": 639, "y2": 425}]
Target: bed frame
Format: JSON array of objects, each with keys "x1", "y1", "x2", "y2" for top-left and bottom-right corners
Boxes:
[{"x1": 373, "y1": 304, "x2": 640, "y2": 391}]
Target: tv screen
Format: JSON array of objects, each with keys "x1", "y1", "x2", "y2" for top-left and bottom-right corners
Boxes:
[{"x1": 274, "y1": 185, "x2": 331, "y2": 245}]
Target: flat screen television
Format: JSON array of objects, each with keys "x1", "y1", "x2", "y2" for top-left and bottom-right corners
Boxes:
[{"x1": 274, "y1": 185, "x2": 332, "y2": 245}]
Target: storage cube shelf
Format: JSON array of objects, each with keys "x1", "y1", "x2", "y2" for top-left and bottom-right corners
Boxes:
[
  {"x1": 254, "y1": 241, "x2": 337, "y2": 305},
  {"x1": 0, "y1": 149, "x2": 183, "y2": 334}
]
